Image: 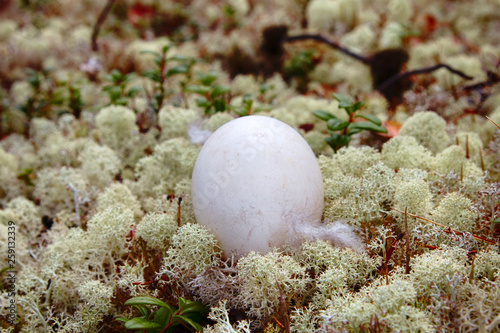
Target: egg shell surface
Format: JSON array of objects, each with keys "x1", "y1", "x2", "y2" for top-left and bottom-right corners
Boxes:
[{"x1": 191, "y1": 115, "x2": 324, "y2": 259}]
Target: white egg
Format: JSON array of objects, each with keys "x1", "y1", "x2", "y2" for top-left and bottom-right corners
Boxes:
[{"x1": 191, "y1": 115, "x2": 324, "y2": 259}]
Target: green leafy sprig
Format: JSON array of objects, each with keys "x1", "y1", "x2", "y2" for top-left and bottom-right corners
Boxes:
[
  {"x1": 314, "y1": 93, "x2": 387, "y2": 152},
  {"x1": 231, "y1": 94, "x2": 272, "y2": 116},
  {"x1": 102, "y1": 69, "x2": 140, "y2": 106},
  {"x1": 141, "y1": 45, "x2": 196, "y2": 112},
  {"x1": 184, "y1": 71, "x2": 231, "y2": 115},
  {"x1": 117, "y1": 296, "x2": 208, "y2": 333}
]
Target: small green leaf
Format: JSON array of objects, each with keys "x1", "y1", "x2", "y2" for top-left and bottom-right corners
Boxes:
[
  {"x1": 327, "y1": 117, "x2": 350, "y2": 131},
  {"x1": 352, "y1": 101, "x2": 365, "y2": 112},
  {"x1": 123, "y1": 72, "x2": 136, "y2": 83},
  {"x1": 179, "y1": 300, "x2": 209, "y2": 315},
  {"x1": 355, "y1": 114, "x2": 382, "y2": 125},
  {"x1": 166, "y1": 65, "x2": 188, "y2": 76},
  {"x1": 161, "y1": 45, "x2": 171, "y2": 53},
  {"x1": 493, "y1": 218, "x2": 500, "y2": 223},
  {"x1": 124, "y1": 317, "x2": 162, "y2": 330},
  {"x1": 126, "y1": 87, "x2": 142, "y2": 97},
  {"x1": 109, "y1": 69, "x2": 123, "y2": 82},
  {"x1": 17, "y1": 168, "x2": 35, "y2": 186},
  {"x1": 195, "y1": 97, "x2": 211, "y2": 108},
  {"x1": 185, "y1": 85, "x2": 210, "y2": 95},
  {"x1": 142, "y1": 70, "x2": 162, "y2": 83},
  {"x1": 171, "y1": 315, "x2": 203, "y2": 332},
  {"x1": 178, "y1": 297, "x2": 187, "y2": 310},
  {"x1": 232, "y1": 106, "x2": 248, "y2": 116},
  {"x1": 325, "y1": 133, "x2": 351, "y2": 152},
  {"x1": 211, "y1": 85, "x2": 231, "y2": 99},
  {"x1": 332, "y1": 93, "x2": 354, "y2": 108},
  {"x1": 139, "y1": 50, "x2": 161, "y2": 57},
  {"x1": 132, "y1": 305, "x2": 150, "y2": 318},
  {"x1": 197, "y1": 72, "x2": 218, "y2": 86},
  {"x1": 124, "y1": 296, "x2": 172, "y2": 311},
  {"x1": 254, "y1": 105, "x2": 272, "y2": 113},
  {"x1": 213, "y1": 98, "x2": 227, "y2": 112},
  {"x1": 116, "y1": 317, "x2": 129, "y2": 323},
  {"x1": 153, "y1": 306, "x2": 171, "y2": 326},
  {"x1": 168, "y1": 55, "x2": 189, "y2": 62},
  {"x1": 313, "y1": 110, "x2": 336, "y2": 121},
  {"x1": 105, "y1": 86, "x2": 123, "y2": 103},
  {"x1": 348, "y1": 121, "x2": 388, "y2": 134}
]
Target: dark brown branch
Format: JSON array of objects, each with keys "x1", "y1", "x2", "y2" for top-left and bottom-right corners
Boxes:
[
  {"x1": 376, "y1": 63, "x2": 474, "y2": 92},
  {"x1": 285, "y1": 34, "x2": 370, "y2": 64},
  {"x1": 91, "y1": 0, "x2": 116, "y2": 52},
  {"x1": 462, "y1": 71, "x2": 500, "y2": 91}
]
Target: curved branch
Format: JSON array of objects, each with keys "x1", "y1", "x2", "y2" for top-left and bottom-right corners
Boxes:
[
  {"x1": 377, "y1": 63, "x2": 474, "y2": 92},
  {"x1": 91, "y1": 0, "x2": 116, "y2": 52},
  {"x1": 285, "y1": 34, "x2": 370, "y2": 64}
]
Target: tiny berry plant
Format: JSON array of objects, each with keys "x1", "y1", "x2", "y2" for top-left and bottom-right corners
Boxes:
[
  {"x1": 184, "y1": 71, "x2": 231, "y2": 115},
  {"x1": 314, "y1": 93, "x2": 388, "y2": 152},
  {"x1": 141, "y1": 45, "x2": 196, "y2": 112},
  {"x1": 103, "y1": 69, "x2": 141, "y2": 106},
  {"x1": 117, "y1": 296, "x2": 208, "y2": 333}
]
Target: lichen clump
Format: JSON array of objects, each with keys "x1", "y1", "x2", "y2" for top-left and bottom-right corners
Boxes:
[{"x1": 1, "y1": 0, "x2": 500, "y2": 331}]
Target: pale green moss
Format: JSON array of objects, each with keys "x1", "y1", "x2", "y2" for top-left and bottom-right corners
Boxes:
[
  {"x1": 5, "y1": 196, "x2": 41, "y2": 238},
  {"x1": 431, "y1": 192, "x2": 478, "y2": 232},
  {"x1": 323, "y1": 173, "x2": 363, "y2": 223},
  {"x1": 298, "y1": 240, "x2": 380, "y2": 289},
  {"x1": 204, "y1": 300, "x2": 251, "y2": 333},
  {"x1": 136, "y1": 211, "x2": 178, "y2": 250},
  {"x1": 304, "y1": 130, "x2": 329, "y2": 155},
  {"x1": 96, "y1": 183, "x2": 143, "y2": 220},
  {"x1": 455, "y1": 132, "x2": 483, "y2": 166},
  {"x1": 289, "y1": 304, "x2": 319, "y2": 333},
  {"x1": 29, "y1": 117, "x2": 57, "y2": 148},
  {"x1": 474, "y1": 249, "x2": 500, "y2": 281},
  {"x1": 317, "y1": 155, "x2": 342, "y2": 180},
  {"x1": 432, "y1": 145, "x2": 484, "y2": 177},
  {"x1": 0, "y1": 134, "x2": 37, "y2": 170},
  {"x1": 435, "y1": 55, "x2": 485, "y2": 90},
  {"x1": 174, "y1": 178, "x2": 197, "y2": 225},
  {"x1": 74, "y1": 280, "x2": 113, "y2": 332},
  {"x1": 95, "y1": 105, "x2": 138, "y2": 151},
  {"x1": 382, "y1": 135, "x2": 432, "y2": 170},
  {"x1": 134, "y1": 138, "x2": 200, "y2": 197},
  {"x1": 78, "y1": 143, "x2": 121, "y2": 188},
  {"x1": 324, "y1": 162, "x2": 396, "y2": 225},
  {"x1": 319, "y1": 275, "x2": 434, "y2": 332},
  {"x1": 237, "y1": 250, "x2": 309, "y2": 318},
  {"x1": 33, "y1": 166, "x2": 89, "y2": 216},
  {"x1": 393, "y1": 179, "x2": 433, "y2": 228},
  {"x1": 379, "y1": 21, "x2": 407, "y2": 49},
  {"x1": 314, "y1": 268, "x2": 348, "y2": 305},
  {"x1": 203, "y1": 112, "x2": 234, "y2": 132},
  {"x1": 38, "y1": 133, "x2": 92, "y2": 168},
  {"x1": 399, "y1": 111, "x2": 449, "y2": 154},
  {"x1": 86, "y1": 204, "x2": 135, "y2": 257},
  {"x1": 334, "y1": 146, "x2": 381, "y2": 177},
  {"x1": 410, "y1": 246, "x2": 468, "y2": 297},
  {"x1": 158, "y1": 105, "x2": 199, "y2": 140},
  {"x1": 395, "y1": 168, "x2": 428, "y2": 183},
  {"x1": 161, "y1": 223, "x2": 222, "y2": 277},
  {"x1": 0, "y1": 146, "x2": 25, "y2": 204}
]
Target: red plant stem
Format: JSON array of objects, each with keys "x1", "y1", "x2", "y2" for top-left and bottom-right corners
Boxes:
[
  {"x1": 162, "y1": 309, "x2": 182, "y2": 333},
  {"x1": 391, "y1": 207, "x2": 496, "y2": 245}
]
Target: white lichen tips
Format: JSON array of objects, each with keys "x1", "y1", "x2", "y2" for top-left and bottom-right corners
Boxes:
[{"x1": 191, "y1": 116, "x2": 324, "y2": 259}]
